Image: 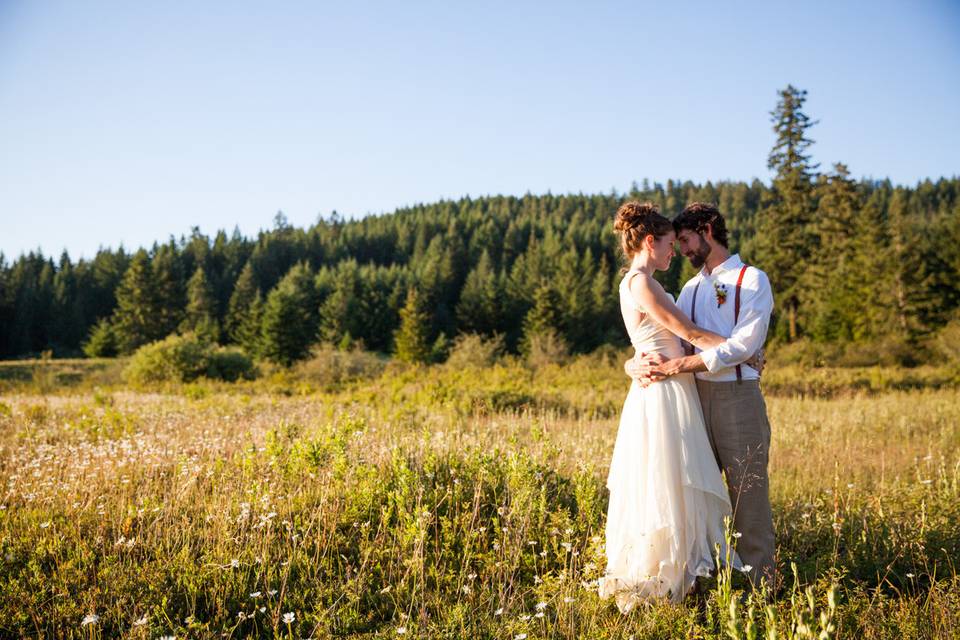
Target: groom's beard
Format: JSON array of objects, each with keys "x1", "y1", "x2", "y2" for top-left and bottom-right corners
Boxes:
[{"x1": 685, "y1": 237, "x2": 711, "y2": 269}]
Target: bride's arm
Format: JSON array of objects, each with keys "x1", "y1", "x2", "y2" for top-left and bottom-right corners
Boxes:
[{"x1": 628, "y1": 273, "x2": 725, "y2": 350}]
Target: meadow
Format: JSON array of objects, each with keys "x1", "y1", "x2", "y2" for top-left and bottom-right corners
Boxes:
[{"x1": 0, "y1": 349, "x2": 958, "y2": 639}]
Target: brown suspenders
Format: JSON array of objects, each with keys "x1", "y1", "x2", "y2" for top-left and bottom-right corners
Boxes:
[{"x1": 690, "y1": 264, "x2": 749, "y2": 381}]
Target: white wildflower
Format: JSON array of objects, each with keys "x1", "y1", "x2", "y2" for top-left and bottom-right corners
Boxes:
[
  {"x1": 282, "y1": 612, "x2": 295, "y2": 624},
  {"x1": 535, "y1": 601, "x2": 547, "y2": 610},
  {"x1": 494, "y1": 607, "x2": 504, "y2": 615},
  {"x1": 396, "y1": 626, "x2": 407, "y2": 635},
  {"x1": 133, "y1": 615, "x2": 148, "y2": 626},
  {"x1": 250, "y1": 591, "x2": 261, "y2": 598},
  {"x1": 81, "y1": 613, "x2": 99, "y2": 626}
]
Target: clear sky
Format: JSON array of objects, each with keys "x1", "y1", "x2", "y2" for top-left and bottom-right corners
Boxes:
[{"x1": 1, "y1": 0, "x2": 958, "y2": 261}]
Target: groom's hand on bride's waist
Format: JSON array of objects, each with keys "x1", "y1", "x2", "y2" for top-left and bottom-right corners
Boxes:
[{"x1": 624, "y1": 352, "x2": 670, "y2": 387}]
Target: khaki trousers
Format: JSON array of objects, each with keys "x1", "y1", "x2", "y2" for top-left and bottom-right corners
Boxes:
[{"x1": 695, "y1": 379, "x2": 776, "y2": 588}]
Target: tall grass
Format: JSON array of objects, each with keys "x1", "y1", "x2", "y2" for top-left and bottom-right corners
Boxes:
[{"x1": 0, "y1": 362, "x2": 957, "y2": 638}]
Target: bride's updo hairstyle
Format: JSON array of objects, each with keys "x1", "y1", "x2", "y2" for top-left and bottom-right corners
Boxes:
[{"x1": 613, "y1": 201, "x2": 673, "y2": 259}]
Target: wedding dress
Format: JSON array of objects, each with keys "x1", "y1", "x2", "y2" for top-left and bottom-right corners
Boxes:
[{"x1": 598, "y1": 269, "x2": 741, "y2": 610}]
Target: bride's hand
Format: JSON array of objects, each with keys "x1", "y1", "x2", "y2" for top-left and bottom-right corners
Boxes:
[
  {"x1": 624, "y1": 353, "x2": 668, "y2": 387},
  {"x1": 745, "y1": 348, "x2": 766, "y2": 375},
  {"x1": 624, "y1": 355, "x2": 645, "y2": 380}
]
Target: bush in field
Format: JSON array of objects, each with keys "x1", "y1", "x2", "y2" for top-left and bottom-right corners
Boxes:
[
  {"x1": 524, "y1": 329, "x2": 570, "y2": 368},
  {"x1": 293, "y1": 343, "x2": 386, "y2": 388},
  {"x1": 769, "y1": 336, "x2": 924, "y2": 368},
  {"x1": 444, "y1": 332, "x2": 506, "y2": 369},
  {"x1": 124, "y1": 333, "x2": 255, "y2": 384},
  {"x1": 207, "y1": 347, "x2": 257, "y2": 382},
  {"x1": 933, "y1": 315, "x2": 960, "y2": 371}
]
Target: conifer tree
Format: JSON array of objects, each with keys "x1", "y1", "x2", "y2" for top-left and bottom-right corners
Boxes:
[
  {"x1": 82, "y1": 318, "x2": 119, "y2": 357},
  {"x1": 801, "y1": 164, "x2": 861, "y2": 340},
  {"x1": 236, "y1": 292, "x2": 264, "y2": 357},
  {"x1": 259, "y1": 263, "x2": 317, "y2": 366},
  {"x1": 151, "y1": 243, "x2": 185, "y2": 336},
  {"x1": 394, "y1": 288, "x2": 432, "y2": 363},
  {"x1": 887, "y1": 189, "x2": 938, "y2": 340},
  {"x1": 755, "y1": 85, "x2": 819, "y2": 340},
  {"x1": 226, "y1": 262, "x2": 259, "y2": 343},
  {"x1": 51, "y1": 252, "x2": 84, "y2": 350},
  {"x1": 181, "y1": 266, "x2": 220, "y2": 342},
  {"x1": 112, "y1": 249, "x2": 166, "y2": 354},
  {"x1": 520, "y1": 283, "x2": 568, "y2": 356},
  {"x1": 456, "y1": 250, "x2": 501, "y2": 336}
]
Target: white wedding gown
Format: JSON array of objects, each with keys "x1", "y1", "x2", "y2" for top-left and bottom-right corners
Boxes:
[{"x1": 598, "y1": 269, "x2": 741, "y2": 610}]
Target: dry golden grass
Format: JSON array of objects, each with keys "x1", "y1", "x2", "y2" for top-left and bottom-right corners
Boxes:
[{"x1": 0, "y1": 360, "x2": 957, "y2": 638}]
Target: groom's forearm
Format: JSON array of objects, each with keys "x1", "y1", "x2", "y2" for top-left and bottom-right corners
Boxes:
[{"x1": 662, "y1": 354, "x2": 708, "y2": 377}]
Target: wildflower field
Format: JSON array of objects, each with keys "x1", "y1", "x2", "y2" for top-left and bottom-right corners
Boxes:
[{"x1": 1, "y1": 353, "x2": 958, "y2": 639}]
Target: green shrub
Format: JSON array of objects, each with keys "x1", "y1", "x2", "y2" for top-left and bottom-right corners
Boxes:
[
  {"x1": 124, "y1": 333, "x2": 255, "y2": 384},
  {"x1": 523, "y1": 329, "x2": 569, "y2": 369},
  {"x1": 769, "y1": 336, "x2": 926, "y2": 368},
  {"x1": 932, "y1": 315, "x2": 960, "y2": 371},
  {"x1": 208, "y1": 346, "x2": 257, "y2": 382},
  {"x1": 444, "y1": 333, "x2": 505, "y2": 369},
  {"x1": 293, "y1": 343, "x2": 386, "y2": 389}
]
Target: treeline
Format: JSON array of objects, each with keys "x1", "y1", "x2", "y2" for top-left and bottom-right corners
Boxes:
[{"x1": 1, "y1": 87, "x2": 958, "y2": 365}]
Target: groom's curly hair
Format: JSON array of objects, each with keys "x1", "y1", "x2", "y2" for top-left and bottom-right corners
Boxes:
[{"x1": 673, "y1": 202, "x2": 729, "y2": 248}]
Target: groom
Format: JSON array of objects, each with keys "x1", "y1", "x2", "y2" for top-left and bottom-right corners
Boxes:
[{"x1": 625, "y1": 202, "x2": 776, "y2": 590}]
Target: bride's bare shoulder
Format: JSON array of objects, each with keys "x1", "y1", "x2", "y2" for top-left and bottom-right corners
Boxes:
[{"x1": 628, "y1": 271, "x2": 666, "y2": 295}]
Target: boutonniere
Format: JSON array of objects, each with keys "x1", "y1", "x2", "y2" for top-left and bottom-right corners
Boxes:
[{"x1": 714, "y1": 281, "x2": 728, "y2": 307}]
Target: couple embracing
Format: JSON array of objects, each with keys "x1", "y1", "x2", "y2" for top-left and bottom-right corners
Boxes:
[{"x1": 597, "y1": 201, "x2": 776, "y2": 611}]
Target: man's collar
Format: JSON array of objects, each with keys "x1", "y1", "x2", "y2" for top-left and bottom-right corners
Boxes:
[{"x1": 700, "y1": 253, "x2": 742, "y2": 279}]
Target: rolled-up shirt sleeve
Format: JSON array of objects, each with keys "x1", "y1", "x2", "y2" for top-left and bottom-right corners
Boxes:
[{"x1": 698, "y1": 269, "x2": 774, "y2": 373}]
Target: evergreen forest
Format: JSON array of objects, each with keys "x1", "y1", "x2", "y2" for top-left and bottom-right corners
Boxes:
[{"x1": 2, "y1": 87, "x2": 958, "y2": 366}]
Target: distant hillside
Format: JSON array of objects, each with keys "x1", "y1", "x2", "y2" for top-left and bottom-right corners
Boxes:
[{"x1": 1, "y1": 177, "x2": 958, "y2": 364}]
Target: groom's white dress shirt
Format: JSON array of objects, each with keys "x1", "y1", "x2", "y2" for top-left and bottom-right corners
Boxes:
[{"x1": 676, "y1": 254, "x2": 774, "y2": 383}]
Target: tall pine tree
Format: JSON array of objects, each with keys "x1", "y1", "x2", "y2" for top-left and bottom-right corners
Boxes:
[
  {"x1": 112, "y1": 249, "x2": 166, "y2": 354},
  {"x1": 801, "y1": 163, "x2": 861, "y2": 341},
  {"x1": 755, "y1": 85, "x2": 819, "y2": 341},
  {"x1": 181, "y1": 266, "x2": 220, "y2": 342},
  {"x1": 259, "y1": 263, "x2": 317, "y2": 366}
]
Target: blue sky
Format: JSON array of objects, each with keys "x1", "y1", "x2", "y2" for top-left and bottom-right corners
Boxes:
[{"x1": 1, "y1": 0, "x2": 958, "y2": 260}]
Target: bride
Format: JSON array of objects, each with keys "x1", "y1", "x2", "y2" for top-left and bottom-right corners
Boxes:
[{"x1": 597, "y1": 201, "x2": 743, "y2": 610}]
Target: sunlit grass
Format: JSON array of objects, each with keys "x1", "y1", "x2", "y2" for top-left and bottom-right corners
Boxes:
[{"x1": 0, "y1": 360, "x2": 958, "y2": 638}]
